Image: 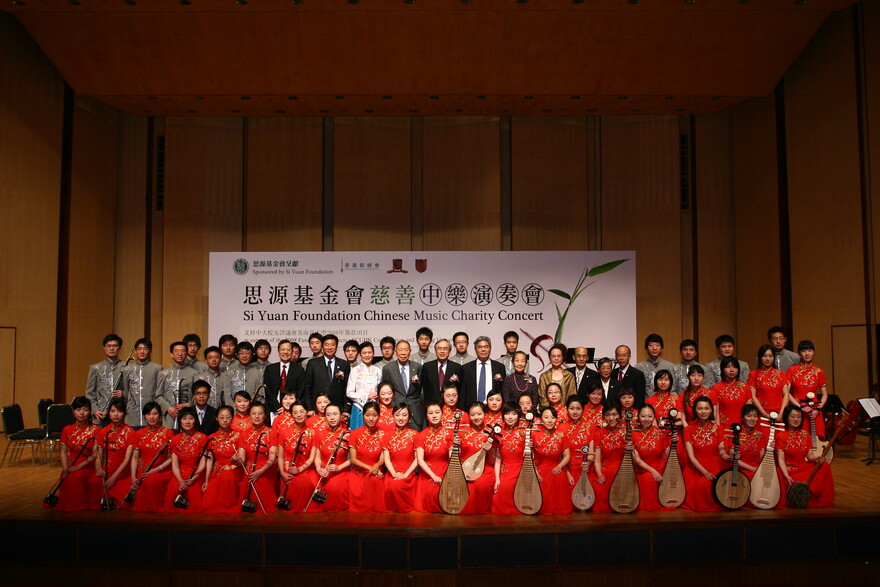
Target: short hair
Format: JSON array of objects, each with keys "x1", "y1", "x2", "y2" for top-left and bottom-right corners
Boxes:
[
  {"x1": 362, "y1": 401, "x2": 381, "y2": 415},
  {"x1": 487, "y1": 388, "x2": 502, "y2": 400},
  {"x1": 548, "y1": 343, "x2": 567, "y2": 357},
  {"x1": 134, "y1": 338, "x2": 153, "y2": 350},
  {"x1": 545, "y1": 382, "x2": 564, "y2": 397},
  {"x1": 235, "y1": 341, "x2": 255, "y2": 354},
  {"x1": 142, "y1": 401, "x2": 161, "y2": 416},
  {"x1": 249, "y1": 402, "x2": 267, "y2": 416},
  {"x1": 442, "y1": 382, "x2": 459, "y2": 394},
  {"x1": 416, "y1": 327, "x2": 434, "y2": 339},
  {"x1": 254, "y1": 339, "x2": 271, "y2": 351},
  {"x1": 719, "y1": 356, "x2": 740, "y2": 377},
  {"x1": 322, "y1": 334, "x2": 339, "y2": 345},
  {"x1": 797, "y1": 340, "x2": 815, "y2": 352},
  {"x1": 565, "y1": 395, "x2": 584, "y2": 407},
  {"x1": 741, "y1": 403, "x2": 759, "y2": 419},
  {"x1": 234, "y1": 390, "x2": 252, "y2": 402},
  {"x1": 178, "y1": 406, "x2": 197, "y2": 421},
  {"x1": 541, "y1": 405, "x2": 558, "y2": 418},
  {"x1": 618, "y1": 387, "x2": 635, "y2": 398},
  {"x1": 108, "y1": 398, "x2": 127, "y2": 414},
  {"x1": 679, "y1": 338, "x2": 698, "y2": 351},
  {"x1": 308, "y1": 332, "x2": 324, "y2": 343},
  {"x1": 503, "y1": 331, "x2": 519, "y2": 342},
  {"x1": 644, "y1": 333, "x2": 664, "y2": 348},
  {"x1": 453, "y1": 331, "x2": 469, "y2": 343},
  {"x1": 688, "y1": 364, "x2": 705, "y2": 376},
  {"x1": 434, "y1": 338, "x2": 451, "y2": 350},
  {"x1": 501, "y1": 401, "x2": 521, "y2": 417},
  {"x1": 103, "y1": 334, "x2": 123, "y2": 347},
  {"x1": 392, "y1": 402, "x2": 411, "y2": 416},
  {"x1": 192, "y1": 380, "x2": 211, "y2": 394},
  {"x1": 782, "y1": 404, "x2": 804, "y2": 428},
  {"x1": 715, "y1": 334, "x2": 736, "y2": 348},
  {"x1": 204, "y1": 345, "x2": 221, "y2": 358},
  {"x1": 183, "y1": 334, "x2": 202, "y2": 348},
  {"x1": 343, "y1": 339, "x2": 360, "y2": 351},
  {"x1": 277, "y1": 339, "x2": 292, "y2": 351},
  {"x1": 767, "y1": 326, "x2": 786, "y2": 339},
  {"x1": 468, "y1": 402, "x2": 487, "y2": 414},
  {"x1": 379, "y1": 336, "x2": 396, "y2": 347},
  {"x1": 169, "y1": 341, "x2": 186, "y2": 353},
  {"x1": 602, "y1": 403, "x2": 619, "y2": 416},
  {"x1": 596, "y1": 357, "x2": 613, "y2": 369},
  {"x1": 358, "y1": 341, "x2": 374, "y2": 352},
  {"x1": 218, "y1": 334, "x2": 238, "y2": 346},
  {"x1": 654, "y1": 369, "x2": 673, "y2": 387},
  {"x1": 474, "y1": 335, "x2": 492, "y2": 347},
  {"x1": 290, "y1": 342, "x2": 302, "y2": 353},
  {"x1": 513, "y1": 350, "x2": 529, "y2": 360},
  {"x1": 396, "y1": 339, "x2": 411, "y2": 350}
]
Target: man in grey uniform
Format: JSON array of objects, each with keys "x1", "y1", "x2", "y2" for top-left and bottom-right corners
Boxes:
[
  {"x1": 703, "y1": 334, "x2": 750, "y2": 387},
  {"x1": 155, "y1": 341, "x2": 197, "y2": 430},
  {"x1": 195, "y1": 345, "x2": 224, "y2": 408},
  {"x1": 635, "y1": 333, "x2": 678, "y2": 398},
  {"x1": 411, "y1": 326, "x2": 436, "y2": 365},
  {"x1": 768, "y1": 326, "x2": 800, "y2": 372},
  {"x1": 673, "y1": 338, "x2": 705, "y2": 393},
  {"x1": 183, "y1": 333, "x2": 210, "y2": 375},
  {"x1": 220, "y1": 341, "x2": 265, "y2": 405},
  {"x1": 449, "y1": 331, "x2": 476, "y2": 366},
  {"x1": 123, "y1": 338, "x2": 162, "y2": 428},
  {"x1": 86, "y1": 333, "x2": 126, "y2": 425}
]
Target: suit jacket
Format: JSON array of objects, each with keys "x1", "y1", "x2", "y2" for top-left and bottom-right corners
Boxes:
[
  {"x1": 419, "y1": 359, "x2": 464, "y2": 406},
  {"x1": 263, "y1": 361, "x2": 306, "y2": 415},
  {"x1": 381, "y1": 361, "x2": 424, "y2": 429},
  {"x1": 194, "y1": 405, "x2": 219, "y2": 436},
  {"x1": 609, "y1": 365, "x2": 646, "y2": 408},
  {"x1": 568, "y1": 366, "x2": 600, "y2": 404},
  {"x1": 460, "y1": 359, "x2": 506, "y2": 409},
  {"x1": 304, "y1": 355, "x2": 351, "y2": 413}
]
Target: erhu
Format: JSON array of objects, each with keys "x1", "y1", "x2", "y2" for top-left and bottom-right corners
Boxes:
[
  {"x1": 98, "y1": 432, "x2": 116, "y2": 511},
  {"x1": 173, "y1": 438, "x2": 215, "y2": 509},
  {"x1": 98, "y1": 348, "x2": 135, "y2": 420},
  {"x1": 305, "y1": 415, "x2": 351, "y2": 512},
  {"x1": 124, "y1": 440, "x2": 170, "y2": 505},
  {"x1": 277, "y1": 428, "x2": 310, "y2": 511},
  {"x1": 43, "y1": 437, "x2": 95, "y2": 507},
  {"x1": 241, "y1": 430, "x2": 269, "y2": 514}
]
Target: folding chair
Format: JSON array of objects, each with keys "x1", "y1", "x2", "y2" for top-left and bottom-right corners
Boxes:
[
  {"x1": 1, "y1": 404, "x2": 46, "y2": 467},
  {"x1": 45, "y1": 403, "x2": 74, "y2": 466}
]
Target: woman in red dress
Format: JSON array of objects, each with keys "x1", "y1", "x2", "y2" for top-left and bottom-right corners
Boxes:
[
  {"x1": 310, "y1": 402, "x2": 351, "y2": 512},
  {"x1": 307, "y1": 393, "x2": 331, "y2": 433},
  {"x1": 646, "y1": 370, "x2": 683, "y2": 422},
  {"x1": 485, "y1": 389, "x2": 504, "y2": 428},
  {"x1": 231, "y1": 390, "x2": 253, "y2": 434},
  {"x1": 456, "y1": 402, "x2": 497, "y2": 514},
  {"x1": 719, "y1": 403, "x2": 766, "y2": 483},
  {"x1": 786, "y1": 340, "x2": 829, "y2": 438},
  {"x1": 776, "y1": 404, "x2": 834, "y2": 507},
  {"x1": 518, "y1": 393, "x2": 537, "y2": 422},
  {"x1": 682, "y1": 396, "x2": 725, "y2": 511},
  {"x1": 545, "y1": 383, "x2": 569, "y2": 426},
  {"x1": 748, "y1": 345, "x2": 790, "y2": 419},
  {"x1": 532, "y1": 405, "x2": 571, "y2": 515},
  {"x1": 414, "y1": 402, "x2": 452, "y2": 513},
  {"x1": 95, "y1": 399, "x2": 135, "y2": 507},
  {"x1": 590, "y1": 405, "x2": 624, "y2": 512},
  {"x1": 51, "y1": 396, "x2": 101, "y2": 511},
  {"x1": 441, "y1": 384, "x2": 469, "y2": 427},
  {"x1": 582, "y1": 383, "x2": 606, "y2": 429},
  {"x1": 274, "y1": 400, "x2": 317, "y2": 513},
  {"x1": 202, "y1": 405, "x2": 244, "y2": 513},
  {"x1": 616, "y1": 389, "x2": 637, "y2": 418},
  {"x1": 127, "y1": 402, "x2": 174, "y2": 512},
  {"x1": 561, "y1": 395, "x2": 595, "y2": 505},
  {"x1": 631, "y1": 404, "x2": 671, "y2": 511},
  {"x1": 165, "y1": 407, "x2": 209, "y2": 513},
  {"x1": 492, "y1": 402, "x2": 526, "y2": 515},
  {"x1": 383, "y1": 403, "x2": 418, "y2": 513},
  {"x1": 680, "y1": 365, "x2": 708, "y2": 426},
  {"x1": 710, "y1": 357, "x2": 752, "y2": 428},
  {"x1": 348, "y1": 401, "x2": 387, "y2": 513},
  {"x1": 236, "y1": 402, "x2": 278, "y2": 514},
  {"x1": 376, "y1": 384, "x2": 397, "y2": 433}
]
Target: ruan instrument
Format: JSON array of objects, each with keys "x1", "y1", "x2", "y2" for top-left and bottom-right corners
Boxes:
[
  {"x1": 461, "y1": 424, "x2": 502, "y2": 481},
  {"x1": 609, "y1": 410, "x2": 639, "y2": 513},
  {"x1": 571, "y1": 445, "x2": 595, "y2": 511},
  {"x1": 786, "y1": 413, "x2": 854, "y2": 508},
  {"x1": 173, "y1": 438, "x2": 214, "y2": 509},
  {"x1": 749, "y1": 411, "x2": 783, "y2": 510},
  {"x1": 657, "y1": 409, "x2": 686, "y2": 508},
  {"x1": 99, "y1": 348, "x2": 135, "y2": 419},
  {"x1": 277, "y1": 428, "x2": 309, "y2": 511},
  {"x1": 241, "y1": 430, "x2": 269, "y2": 514},
  {"x1": 98, "y1": 431, "x2": 116, "y2": 511},
  {"x1": 804, "y1": 392, "x2": 833, "y2": 463},
  {"x1": 713, "y1": 423, "x2": 750, "y2": 509},
  {"x1": 304, "y1": 415, "x2": 350, "y2": 512},
  {"x1": 513, "y1": 412, "x2": 542, "y2": 515},
  {"x1": 43, "y1": 437, "x2": 95, "y2": 507},
  {"x1": 439, "y1": 411, "x2": 469, "y2": 514},
  {"x1": 124, "y1": 439, "x2": 171, "y2": 504}
]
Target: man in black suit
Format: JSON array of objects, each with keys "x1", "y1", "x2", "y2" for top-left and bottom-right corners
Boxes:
[
  {"x1": 419, "y1": 338, "x2": 463, "y2": 406},
  {"x1": 381, "y1": 340, "x2": 424, "y2": 430},
  {"x1": 263, "y1": 339, "x2": 306, "y2": 418},
  {"x1": 610, "y1": 345, "x2": 646, "y2": 408},
  {"x1": 191, "y1": 381, "x2": 219, "y2": 435},
  {"x1": 304, "y1": 334, "x2": 350, "y2": 414},
  {"x1": 460, "y1": 336, "x2": 506, "y2": 409},
  {"x1": 568, "y1": 346, "x2": 599, "y2": 404}
]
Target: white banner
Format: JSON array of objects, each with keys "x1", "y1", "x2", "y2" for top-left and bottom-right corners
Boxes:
[{"x1": 209, "y1": 251, "x2": 636, "y2": 372}]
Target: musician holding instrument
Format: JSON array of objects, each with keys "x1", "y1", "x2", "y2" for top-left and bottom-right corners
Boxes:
[
  {"x1": 122, "y1": 338, "x2": 162, "y2": 428},
  {"x1": 127, "y1": 402, "x2": 174, "y2": 512},
  {"x1": 414, "y1": 402, "x2": 453, "y2": 513},
  {"x1": 775, "y1": 405, "x2": 835, "y2": 507},
  {"x1": 532, "y1": 406, "x2": 572, "y2": 514},
  {"x1": 455, "y1": 403, "x2": 498, "y2": 514},
  {"x1": 164, "y1": 407, "x2": 209, "y2": 513},
  {"x1": 202, "y1": 405, "x2": 245, "y2": 513},
  {"x1": 786, "y1": 340, "x2": 830, "y2": 438},
  {"x1": 682, "y1": 396, "x2": 725, "y2": 511},
  {"x1": 631, "y1": 404, "x2": 672, "y2": 511},
  {"x1": 310, "y1": 402, "x2": 350, "y2": 512},
  {"x1": 719, "y1": 404, "x2": 766, "y2": 483},
  {"x1": 348, "y1": 402, "x2": 387, "y2": 513},
  {"x1": 94, "y1": 399, "x2": 135, "y2": 507},
  {"x1": 50, "y1": 396, "x2": 101, "y2": 511},
  {"x1": 231, "y1": 390, "x2": 254, "y2": 434},
  {"x1": 383, "y1": 403, "x2": 419, "y2": 513},
  {"x1": 646, "y1": 370, "x2": 683, "y2": 421},
  {"x1": 492, "y1": 403, "x2": 527, "y2": 515},
  {"x1": 748, "y1": 345, "x2": 791, "y2": 420},
  {"x1": 273, "y1": 401, "x2": 317, "y2": 513},
  {"x1": 155, "y1": 341, "x2": 198, "y2": 430},
  {"x1": 589, "y1": 404, "x2": 625, "y2": 512},
  {"x1": 235, "y1": 402, "x2": 278, "y2": 513},
  {"x1": 86, "y1": 334, "x2": 126, "y2": 425}
]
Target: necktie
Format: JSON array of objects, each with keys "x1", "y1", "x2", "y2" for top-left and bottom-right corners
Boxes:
[
  {"x1": 618, "y1": 368, "x2": 624, "y2": 381},
  {"x1": 576, "y1": 369, "x2": 583, "y2": 388},
  {"x1": 439, "y1": 363, "x2": 445, "y2": 389},
  {"x1": 401, "y1": 365, "x2": 408, "y2": 394},
  {"x1": 198, "y1": 411, "x2": 203, "y2": 425},
  {"x1": 281, "y1": 364, "x2": 287, "y2": 390},
  {"x1": 478, "y1": 362, "x2": 487, "y2": 402},
  {"x1": 327, "y1": 359, "x2": 333, "y2": 381}
]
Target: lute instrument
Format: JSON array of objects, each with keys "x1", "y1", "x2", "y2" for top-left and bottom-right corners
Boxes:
[
  {"x1": 305, "y1": 417, "x2": 350, "y2": 512},
  {"x1": 123, "y1": 439, "x2": 170, "y2": 504},
  {"x1": 43, "y1": 437, "x2": 95, "y2": 507},
  {"x1": 749, "y1": 411, "x2": 783, "y2": 510},
  {"x1": 804, "y1": 392, "x2": 833, "y2": 463},
  {"x1": 571, "y1": 445, "x2": 595, "y2": 511},
  {"x1": 173, "y1": 438, "x2": 214, "y2": 509},
  {"x1": 609, "y1": 410, "x2": 639, "y2": 513},
  {"x1": 514, "y1": 412, "x2": 542, "y2": 515},
  {"x1": 461, "y1": 424, "x2": 502, "y2": 481},
  {"x1": 657, "y1": 409, "x2": 685, "y2": 508},
  {"x1": 241, "y1": 430, "x2": 269, "y2": 514},
  {"x1": 713, "y1": 423, "x2": 750, "y2": 509},
  {"x1": 439, "y1": 412, "x2": 469, "y2": 514},
  {"x1": 786, "y1": 413, "x2": 854, "y2": 508}
]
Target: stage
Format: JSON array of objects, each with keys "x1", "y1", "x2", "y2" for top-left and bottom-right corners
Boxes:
[{"x1": 2, "y1": 436, "x2": 879, "y2": 586}]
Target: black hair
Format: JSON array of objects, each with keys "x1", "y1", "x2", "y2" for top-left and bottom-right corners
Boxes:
[
  {"x1": 103, "y1": 333, "x2": 123, "y2": 347},
  {"x1": 644, "y1": 333, "x2": 664, "y2": 348},
  {"x1": 183, "y1": 334, "x2": 202, "y2": 348},
  {"x1": 715, "y1": 334, "x2": 735, "y2": 348},
  {"x1": 679, "y1": 338, "x2": 698, "y2": 351},
  {"x1": 134, "y1": 338, "x2": 153, "y2": 351},
  {"x1": 416, "y1": 326, "x2": 434, "y2": 340},
  {"x1": 142, "y1": 401, "x2": 161, "y2": 416},
  {"x1": 169, "y1": 341, "x2": 186, "y2": 353},
  {"x1": 204, "y1": 345, "x2": 221, "y2": 359}
]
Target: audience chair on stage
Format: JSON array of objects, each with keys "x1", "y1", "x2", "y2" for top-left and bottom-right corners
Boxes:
[
  {"x1": 44, "y1": 403, "x2": 74, "y2": 466},
  {"x1": 1, "y1": 404, "x2": 46, "y2": 467}
]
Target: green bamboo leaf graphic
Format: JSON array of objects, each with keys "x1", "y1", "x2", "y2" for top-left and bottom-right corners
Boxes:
[
  {"x1": 587, "y1": 259, "x2": 628, "y2": 277},
  {"x1": 549, "y1": 289, "x2": 571, "y2": 300}
]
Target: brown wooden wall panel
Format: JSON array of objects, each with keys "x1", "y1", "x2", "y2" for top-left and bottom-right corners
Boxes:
[
  {"x1": 423, "y1": 117, "x2": 501, "y2": 250},
  {"x1": 694, "y1": 112, "x2": 739, "y2": 360},
  {"x1": 510, "y1": 117, "x2": 589, "y2": 251},
  {"x1": 0, "y1": 14, "x2": 64, "y2": 418},
  {"x1": 600, "y1": 116, "x2": 682, "y2": 351},
  {"x1": 163, "y1": 118, "x2": 243, "y2": 353},
  {"x1": 246, "y1": 117, "x2": 324, "y2": 252},
  {"x1": 730, "y1": 96, "x2": 785, "y2": 364},
  {"x1": 334, "y1": 117, "x2": 412, "y2": 251},
  {"x1": 784, "y1": 9, "x2": 865, "y2": 394},
  {"x1": 865, "y1": 0, "x2": 880, "y2": 351},
  {"x1": 65, "y1": 96, "x2": 120, "y2": 399}
]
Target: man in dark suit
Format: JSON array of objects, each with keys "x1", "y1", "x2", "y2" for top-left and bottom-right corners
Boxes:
[
  {"x1": 610, "y1": 345, "x2": 646, "y2": 408},
  {"x1": 304, "y1": 334, "x2": 350, "y2": 414},
  {"x1": 568, "y1": 346, "x2": 599, "y2": 404},
  {"x1": 191, "y1": 381, "x2": 219, "y2": 435},
  {"x1": 381, "y1": 340, "x2": 424, "y2": 430},
  {"x1": 263, "y1": 339, "x2": 306, "y2": 417},
  {"x1": 460, "y1": 336, "x2": 506, "y2": 409},
  {"x1": 420, "y1": 338, "x2": 463, "y2": 406}
]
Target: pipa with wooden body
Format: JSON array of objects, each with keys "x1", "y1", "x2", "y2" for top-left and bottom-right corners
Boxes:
[
  {"x1": 805, "y1": 392, "x2": 833, "y2": 463},
  {"x1": 439, "y1": 412, "x2": 469, "y2": 514},
  {"x1": 713, "y1": 423, "x2": 750, "y2": 509},
  {"x1": 514, "y1": 412, "x2": 542, "y2": 515},
  {"x1": 609, "y1": 410, "x2": 639, "y2": 514},
  {"x1": 657, "y1": 409, "x2": 686, "y2": 508},
  {"x1": 749, "y1": 411, "x2": 783, "y2": 510},
  {"x1": 461, "y1": 424, "x2": 502, "y2": 482},
  {"x1": 571, "y1": 445, "x2": 595, "y2": 511}
]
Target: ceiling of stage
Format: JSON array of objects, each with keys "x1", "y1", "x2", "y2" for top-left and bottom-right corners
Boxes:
[{"x1": 5, "y1": 0, "x2": 858, "y2": 117}]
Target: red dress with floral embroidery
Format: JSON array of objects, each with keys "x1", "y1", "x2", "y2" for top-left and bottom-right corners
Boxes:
[
  {"x1": 748, "y1": 367, "x2": 789, "y2": 415},
  {"x1": 307, "y1": 414, "x2": 329, "y2": 434},
  {"x1": 129, "y1": 426, "x2": 175, "y2": 513},
  {"x1": 232, "y1": 413, "x2": 252, "y2": 434},
  {"x1": 682, "y1": 421, "x2": 725, "y2": 511},
  {"x1": 710, "y1": 381, "x2": 752, "y2": 428},
  {"x1": 237, "y1": 426, "x2": 277, "y2": 513},
  {"x1": 377, "y1": 405, "x2": 396, "y2": 433},
  {"x1": 561, "y1": 417, "x2": 593, "y2": 497},
  {"x1": 582, "y1": 404, "x2": 605, "y2": 429},
  {"x1": 457, "y1": 425, "x2": 495, "y2": 514},
  {"x1": 414, "y1": 425, "x2": 451, "y2": 513},
  {"x1": 309, "y1": 425, "x2": 351, "y2": 512},
  {"x1": 273, "y1": 421, "x2": 316, "y2": 513},
  {"x1": 441, "y1": 405, "x2": 469, "y2": 428},
  {"x1": 202, "y1": 428, "x2": 243, "y2": 513},
  {"x1": 164, "y1": 430, "x2": 208, "y2": 513},
  {"x1": 383, "y1": 427, "x2": 418, "y2": 513},
  {"x1": 485, "y1": 410, "x2": 503, "y2": 429},
  {"x1": 787, "y1": 364, "x2": 828, "y2": 437},
  {"x1": 647, "y1": 393, "x2": 684, "y2": 422},
  {"x1": 532, "y1": 427, "x2": 571, "y2": 515},
  {"x1": 95, "y1": 423, "x2": 135, "y2": 505},
  {"x1": 348, "y1": 426, "x2": 386, "y2": 513},
  {"x1": 776, "y1": 427, "x2": 834, "y2": 507},
  {"x1": 723, "y1": 427, "x2": 766, "y2": 482},
  {"x1": 51, "y1": 422, "x2": 101, "y2": 511},
  {"x1": 492, "y1": 425, "x2": 526, "y2": 515},
  {"x1": 591, "y1": 425, "x2": 625, "y2": 512},
  {"x1": 632, "y1": 426, "x2": 670, "y2": 511},
  {"x1": 549, "y1": 403, "x2": 569, "y2": 426}
]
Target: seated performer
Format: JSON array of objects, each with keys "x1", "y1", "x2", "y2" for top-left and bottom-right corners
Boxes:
[
  {"x1": 414, "y1": 402, "x2": 452, "y2": 513},
  {"x1": 720, "y1": 403, "x2": 766, "y2": 483},
  {"x1": 274, "y1": 400, "x2": 317, "y2": 514},
  {"x1": 631, "y1": 404, "x2": 671, "y2": 511},
  {"x1": 383, "y1": 403, "x2": 419, "y2": 513},
  {"x1": 454, "y1": 402, "x2": 497, "y2": 514},
  {"x1": 164, "y1": 407, "x2": 209, "y2": 513},
  {"x1": 682, "y1": 396, "x2": 724, "y2": 511},
  {"x1": 309, "y1": 402, "x2": 351, "y2": 512},
  {"x1": 236, "y1": 402, "x2": 278, "y2": 514},
  {"x1": 590, "y1": 404, "x2": 625, "y2": 513},
  {"x1": 202, "y1": 405, "x2": 245, "y2": 514},
  {"x1": 128, "y1": 402, "x2": 174, "y2": 513},
  {"x1": 776, "y1": 404, "x2": 834, "y2": 507},
  {"x1": 492, "y1": 403, "x2": 526, "y2": 515},
  {"x1": 95, "y1": 399, "x2": 136, "y2": 507},
  {"x1": 50, "y1": 396, "x2": 101, "y2": 511}
]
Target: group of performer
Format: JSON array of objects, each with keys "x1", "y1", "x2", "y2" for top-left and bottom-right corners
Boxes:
[{"x1": 48, "y1": 326, "x2": 836, "y2": 514}]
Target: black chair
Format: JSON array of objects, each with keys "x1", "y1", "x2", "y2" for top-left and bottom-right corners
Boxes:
[
  {"x1": 1, "y1": 404, "x2": 46, "y2": 467},
  {"x1": 45, "y1": 403, "x2": 74, "y2": 466},
  {"x1": 37, "y1": 398, "x2": 54, "y2": 428}
]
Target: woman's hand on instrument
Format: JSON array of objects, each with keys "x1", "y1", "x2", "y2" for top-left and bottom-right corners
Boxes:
[
  {"x1": 247, "y1": 470, "x2": 262, "y2": 483},
  {"x1": 481, "y1": 441, "x2": 493, "y2": 451},
  {"x1": 317, "y1": 467, "x2": 329, "y2": 478},
  {"x1": 625, "y1": 440, "x2": 634, "y2": 451},
  {"x1": 94, "y1": 410, "x2": 107, "y2": 421},
  {"x1": 452, "y1": 435, "x2": 461, "y2": 446},
  {"x1": 327, "y1": 464, "x2": 339, "y2": 473},
  {"x1": 652, "y1": 471, "x2": 663, "y2": 483},
  {"x1": 703, "y1": 471, "x2": 716, "y2": 481}
]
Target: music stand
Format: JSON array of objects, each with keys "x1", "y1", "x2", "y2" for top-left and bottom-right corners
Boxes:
[{"x1": 858, "y1": 397, "x2": 880, "y2": 466}]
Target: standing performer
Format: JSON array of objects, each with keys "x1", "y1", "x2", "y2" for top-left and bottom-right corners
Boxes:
[
  {"x1": 786, "y1": 341, "x2": 829, "y2": 438},
  {"x1": 348, "y1": 402, "x2": 386, "y2": 513},
  {"x1": 485, "y1": 389, "x2": 504, "y2": 428},
  {"x1": 455, "y1": 403, "x2": 497, "y2": 514},
  {"x1": 414, "y1": 403, "x2": 452, "y2": 513},
  {"x1": 440, "y1": 383, "x2": 469, "y2": 427},
  {"x1": 164, "y1": 407, "x2": 208, "y2": 513},
  {"x1": 376, "y1": 384, "x2": 397, "y2": 433},
  {"x1": 127, "y1": 402, "x2": 174, "y2": 513},
  {"x1": 680, "y1": 365, "x2": 708, "y2": 426},
  {"x1": 590, "y1": 405, "x2": 625, "y2": 512},
  {"x1": 236, "y1": 402, "x2": 278, "y2": 513},
  {"x1": 310, "y1": 403, "x2": 351, "y2": 512},
  {"x1": 532, "y1": 406, "x2": 572, "y2": 515},
  {"x1": 682, "y1": 396, "x2": 725, "y2": 511},
  {"x1": 383, "y1": 403, "x2": 419, "y2": 513},
  {"x1": 544, "y1": 383, "x2": 569, "y2": 426},
  {"x1": 51, "y1": 396, "x2": 101, "y2": 511},
  {"x1": 231, "y1": 391, "x2": 253, "y2": 434},
  {"x1": 95, "y1": 399, "x2": 135, "y2": 507},
  {"x1": 631, "y1": 405, "x2": 671, "y2": 511},
  {"x1": 581, "y1": 383, "x2": 606, "y2": 429},
  {"x1": 776, "y1": 404, "x2": 834, "y2": 507},
  {"x1": 646, "y1": 370, "x2": 683, "y2": 419},
  {"x1": 122, "y1": 338, "x2": 162, "y2": 428},
  {"x1": 202, "y1": 405, "x2": 245, "y2": 514},
  {"x1": 748, "y1": 345, "x2": 791, "y2": 419},
  {"x1": 308, "y1": 393, "x2": 331, "y2": 433},
  {"x1": 709, "y1": 357, "x2": 752, "y2": 427},
  {"x1": 492, "y1": 403, "x2": 526, "y2": 515},
  {"x1": 86, "y1": 334, "x2": 125, "y2": 425}
]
